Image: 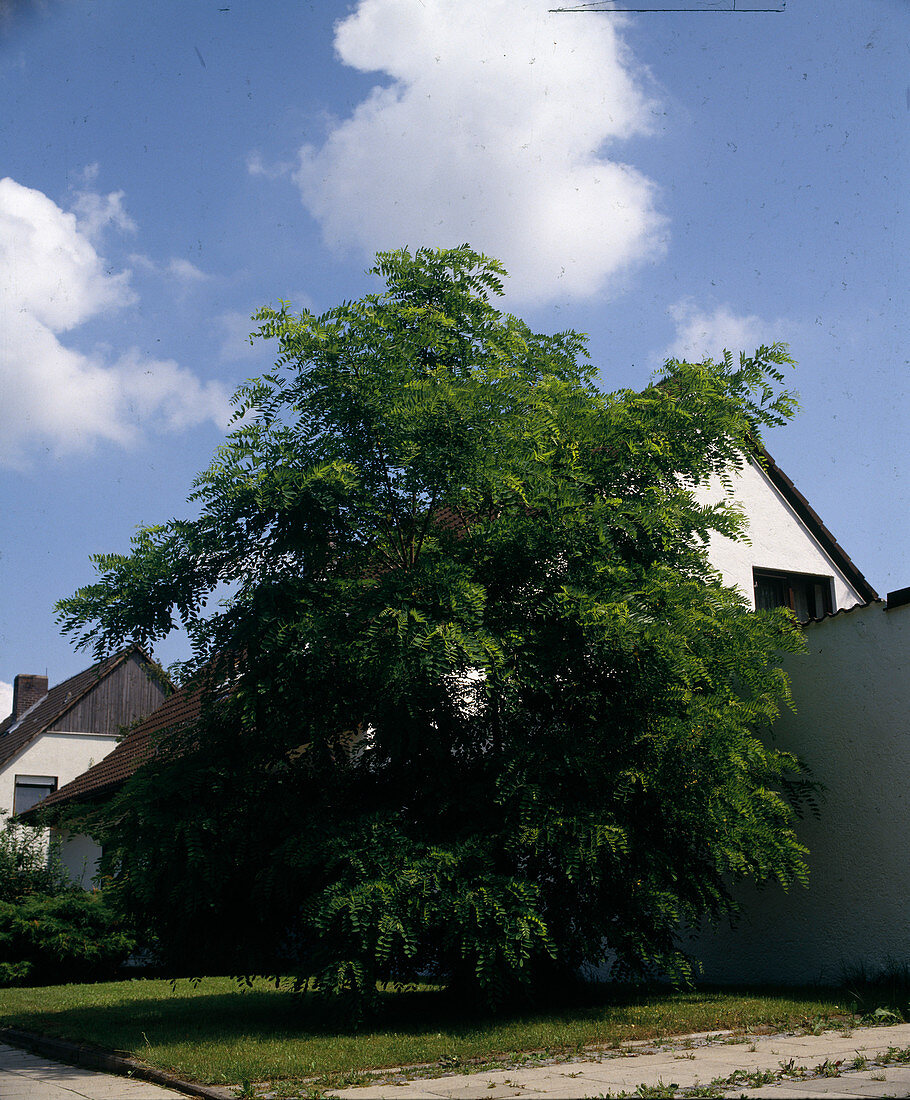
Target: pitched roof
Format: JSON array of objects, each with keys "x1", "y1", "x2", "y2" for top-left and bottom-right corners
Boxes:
[
  {"x1": 758, "y1": 448, "x2": 878, "y2": 603},
  {"x1": 29, "y1": 680, "x2": 204, "y2": 814},
  {"x1": 0, "y1": 647, "x2": 164, "y2": 773}
]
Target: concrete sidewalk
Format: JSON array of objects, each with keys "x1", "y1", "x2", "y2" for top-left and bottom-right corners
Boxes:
[
  {"x1": 0, "y1": 1042, "x2": 187, "y2": 1100},
  {"x1": 328, "y1": 1023, "x2": 910, "y2": 1099}
]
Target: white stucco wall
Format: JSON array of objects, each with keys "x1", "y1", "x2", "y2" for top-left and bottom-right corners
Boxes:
[
  {"x1": 0, "y1": 730, "x2": 118, "y2": 886},
  {"x1": 0, "y1": 730, "x2": 119, "y2": 820},
  {"x1": 698, "y1": 459, "x2": 864, "y2": 612},
  {"x1": 54, "y1": 828, "x2": 104, "y2": 888},
  {"x1": 690, "y1": 599, "x2": 910, "y2": 985}
]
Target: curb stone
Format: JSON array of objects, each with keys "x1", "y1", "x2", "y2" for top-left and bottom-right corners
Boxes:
[{"x1": 0, "y1": 1026, "x2": 235, "y2": 1099}]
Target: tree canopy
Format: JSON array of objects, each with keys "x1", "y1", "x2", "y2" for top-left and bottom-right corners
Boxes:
[{"x1": 55, "y1": 246, "x2": 806, "y2": 1011}]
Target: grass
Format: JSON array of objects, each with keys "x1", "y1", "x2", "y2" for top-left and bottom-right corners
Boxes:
[{"x1": 0, "y1": 976, "x2": 864, "y2": 1093}]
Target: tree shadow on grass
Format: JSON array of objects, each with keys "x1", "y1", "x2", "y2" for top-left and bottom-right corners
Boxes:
[
  {"x1": 4, "y1": 978, "x2": 836, "y2": 1041},
  {"x1": 0, "y1": 979, "x2": 852, "y2": 1084}
]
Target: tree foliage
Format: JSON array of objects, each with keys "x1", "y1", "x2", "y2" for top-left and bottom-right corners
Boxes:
[
  {"x1": 0, "y1": 812, "x2": 68, "y2": 902},
  {"x1": 54, "y1": 246, "x2": 806, "y2": 1012}
]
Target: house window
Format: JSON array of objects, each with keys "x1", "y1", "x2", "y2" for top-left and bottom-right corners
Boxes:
[
  {"x1": 13, "y1": 774, "x2": 57, "y2": 816},
  {"x1": 753, "y1": 568, "x2": 833, "y2": 621}
]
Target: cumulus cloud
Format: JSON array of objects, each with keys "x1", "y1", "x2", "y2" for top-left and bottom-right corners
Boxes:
[
  {"x1": 0, "y1": 681, "x2": 11, "y2": 722},
  {"x1": 292, "y1": 0, "x2": 667, "y2": 304},
  {"x1": 662, "y1": 300, "x2": 782, "y2": 363},
  {"x1": 0, "y1": 177, "x2": 230, "y2": 467}
]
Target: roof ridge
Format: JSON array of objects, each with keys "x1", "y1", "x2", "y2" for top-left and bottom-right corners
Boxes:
[
  {"x1": 802, "y1": 596, "x2": 886, "y2": 625},
  {"x1": 1, "y1": 690, "x2": 49, "y2": 737}
]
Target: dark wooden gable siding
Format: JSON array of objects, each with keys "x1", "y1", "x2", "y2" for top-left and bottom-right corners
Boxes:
[{"x1": 48, "y1": 652, "x2": 169, "y2": 737}]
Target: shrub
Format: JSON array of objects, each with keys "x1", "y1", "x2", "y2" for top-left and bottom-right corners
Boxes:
[
  {"x1": 0, "y1": 891, "x2": 136, "y2": 986},
  {"x1": 0, "y1": 812, "x2": 68, "y2": 901}
]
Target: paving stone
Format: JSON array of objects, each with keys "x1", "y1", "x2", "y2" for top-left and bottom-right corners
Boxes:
[
  {"x1": 408, "y1": 1074, "x2": 541, "y2": 1098},
  {"x1": 330, "y1": 1087, "x2": 452, "y2": 1100},
  {"x1": 480, "y1": 1073, "x2": 609, "y2": 1098},
  {"x1": 835, "y1": 1069, "x2": 910, "y2": 1096},
  {"x1": 327, "y1": 1024, "x2": 910, "y2": 1099},
  {"x1": 724, "y1": 1090, "x2": 863, "y2": 1099},
  {"x1": 0, "y1": 1041, "x2": 186, "y2": 1100}
]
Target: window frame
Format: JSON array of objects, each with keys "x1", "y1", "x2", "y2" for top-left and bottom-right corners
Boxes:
[
  {"x1": 13, "y1": 774, "x2": 58, "y2": 816},
  {"x1": 753, "y1": 567, "x2": 834, "y2": 622}
]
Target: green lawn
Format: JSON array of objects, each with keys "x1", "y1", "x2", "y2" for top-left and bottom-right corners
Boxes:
[{"x1": 0, "y1": 977, "x2": 869, "y2": 1094}]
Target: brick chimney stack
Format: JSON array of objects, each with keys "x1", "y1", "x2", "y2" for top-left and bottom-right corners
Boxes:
[{"x1": 12, "y1": 674, "x2": 48, "y2": 720}]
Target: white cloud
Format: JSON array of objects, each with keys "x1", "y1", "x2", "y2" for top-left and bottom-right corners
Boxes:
[
  {"x1": 129, "y1": 253, "x2": 209, "y2": 281},
  {"x1": 219, "y1": 310, "x2": 265, "y2": 362},
  {"x1": 72, "y1": 188, "x2": 136, "y2": 242},
  {"x1": 662, "y1": 299, "x2": 783, "y2": 363},
  {"x1": 292, "y1": 0, "x2": 667, "y2": 304},
  {"x1": 167, "y1": 258, "x2": 208, "y2": 282},
  {"x1": 0, "y1": 681, "x2": 11, "y2": 722},
  {"x1": 0, "y1": 177, "x2": 231, "y2": 467}
]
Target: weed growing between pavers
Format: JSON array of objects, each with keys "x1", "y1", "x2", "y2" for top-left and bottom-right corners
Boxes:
[{"x1": 594, "y1": 1040, "x2": 910, "y2": 1100}]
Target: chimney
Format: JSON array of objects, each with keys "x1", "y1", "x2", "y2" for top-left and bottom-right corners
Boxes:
[{"x1": 12, "y1": 674, "x2": 48, "y2": 720}]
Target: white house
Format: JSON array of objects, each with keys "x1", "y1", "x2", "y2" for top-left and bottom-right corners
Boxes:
[
  {"x1": 0, "y1": 647, "x2": 170, "y2": 884},
  {"x1": 699, "y1": 450, "x2": 876, "y2": 617}
]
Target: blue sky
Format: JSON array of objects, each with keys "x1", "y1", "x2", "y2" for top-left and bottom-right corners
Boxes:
[{"x1": 1, "y1": 0, "x2": 906, "y2": 707}]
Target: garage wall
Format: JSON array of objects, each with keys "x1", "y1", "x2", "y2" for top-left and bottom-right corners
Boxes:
[{"x1": 691, "y1": 597, "x2": 910, "y2": 985}]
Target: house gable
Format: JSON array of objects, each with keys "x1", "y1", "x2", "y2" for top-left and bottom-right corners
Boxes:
[
  {"x1": 46, "y1": 651, "x2": 168, "y2": 736},
  {"x1": 700, "y1": 452, "x2": 877, "y2": 615},
  {"x1": 0, "y1": 648, "x2": 171, "y2": 819}
]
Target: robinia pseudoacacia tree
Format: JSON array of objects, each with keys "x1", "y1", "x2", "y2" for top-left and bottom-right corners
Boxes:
[{"x1": 55, "y1": 246, "x2": 807, "y2": 1011}]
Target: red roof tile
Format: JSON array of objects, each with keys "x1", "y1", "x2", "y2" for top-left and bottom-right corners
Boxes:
[{"x1": 31, "y1": 681, "x2": 204, "y2": 812}]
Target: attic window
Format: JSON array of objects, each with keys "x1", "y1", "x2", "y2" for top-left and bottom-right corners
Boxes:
[
  {"x1": 13, "y1": 774, "x2": 57, "y2": 816},
  {"x1": 753, "y1": 568, "x2": 833, "y2": 622}
]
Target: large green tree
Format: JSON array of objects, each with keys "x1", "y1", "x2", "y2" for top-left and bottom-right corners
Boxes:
[{"x1": 55, "y1": 246, "x2": 806, "y2": 1010}]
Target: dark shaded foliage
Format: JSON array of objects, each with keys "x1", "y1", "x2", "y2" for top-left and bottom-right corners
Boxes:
[{"x1": 0, "y1": 891, "x2": 135, "y2": 986}]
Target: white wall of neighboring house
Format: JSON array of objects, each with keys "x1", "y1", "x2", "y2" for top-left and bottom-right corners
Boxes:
[
  {"x1": 690, "y1": 597, "x2": 910, "y2": 985},
  {"x1": 55, "y1": 828, "x2": 104, "y2": 888},
  {"x1": 0, "y1": 730, "x2": 119, "y2": 820},
  {"x1": 0, "y1": 730, "x2": 118, "y2": 884},
  {"x1": 698, "y1": 458, "x2": 864, "y2": 611}
]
